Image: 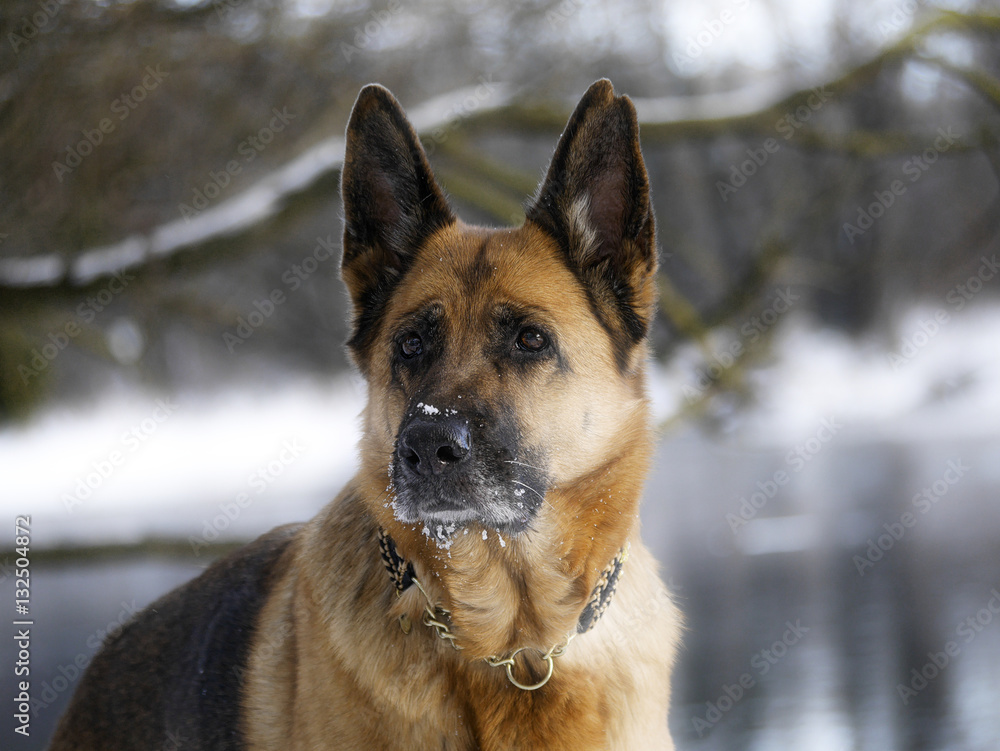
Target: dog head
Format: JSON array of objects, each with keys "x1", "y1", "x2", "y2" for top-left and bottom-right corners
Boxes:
[{"x1": 340, "y1": 80, "x2": 657, "y2": 547}]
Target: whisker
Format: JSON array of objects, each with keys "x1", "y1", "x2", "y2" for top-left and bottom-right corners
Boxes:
[
  {"x1": 512, "y1": 479, "x2": 557, "y2": 513},
  {"x1": 505, "y1": 460, "x2": 545, "y2": 472},
  {"x1": 511, "y1": 480, "x2": 543, "y2": 500}
]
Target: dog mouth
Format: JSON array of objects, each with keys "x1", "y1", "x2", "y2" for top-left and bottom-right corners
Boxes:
[
  {"x1": 392, "y1": 505, "x2": 483, "y2": 543},
  {"x1": 389, "y1": 483, "x2": 539, "y2": 541},
  {"x1": 388, "y1": 407, "x2": 546, "y2": 540}
]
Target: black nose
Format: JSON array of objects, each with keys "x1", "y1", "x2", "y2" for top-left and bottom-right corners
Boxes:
[{"x1": 398, "y1": 416, "x2": 472, "y2": 477}]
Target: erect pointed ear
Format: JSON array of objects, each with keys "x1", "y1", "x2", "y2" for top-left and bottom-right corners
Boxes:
[
  {"x1": 340, "y1": 84, "x2": 454, "y2": 353},
  {"x1": 525, "y1": 79, "x2": 658, "y2": 367}
]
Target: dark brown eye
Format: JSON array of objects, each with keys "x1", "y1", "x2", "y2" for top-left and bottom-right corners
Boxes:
[
  {"x1": 400, "y1": 333, "x2": 423, "y2": 358},
  {"x1": 517, "y1": 328, "x2": 548, "y2": 353}
]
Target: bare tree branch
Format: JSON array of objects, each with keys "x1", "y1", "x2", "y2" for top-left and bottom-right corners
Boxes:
[{"x1": 3, "y1": 11, "x2": 997, "y2": 290}]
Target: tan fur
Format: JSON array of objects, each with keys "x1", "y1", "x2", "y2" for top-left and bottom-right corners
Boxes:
[{"x1": 243, "y1": 220, "x2": 681, "y2": 750}]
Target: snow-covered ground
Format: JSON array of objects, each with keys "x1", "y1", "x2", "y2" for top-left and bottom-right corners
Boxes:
[
  {"x1": 1, "y1": 374, "x2": 367, "y2": 549},
  {"x1": 3, "y1": 303, "x2": 998, "y2": 550}
]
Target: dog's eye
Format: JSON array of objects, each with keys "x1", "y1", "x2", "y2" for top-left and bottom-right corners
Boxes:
[
  {"x1": 517, "y1": 328, "x2": 548, "y2": 353},
  {"x1": 400, "y1": 333, "x2": 423, "y2": 358}
]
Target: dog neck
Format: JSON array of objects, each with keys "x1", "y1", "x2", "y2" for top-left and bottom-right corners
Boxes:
[
  {"x1": 377, "y1": 527, "x2": 627, "y2": 639},
  {"x1": 374, "y1": 524, "x2": 630, "y2": 691}
]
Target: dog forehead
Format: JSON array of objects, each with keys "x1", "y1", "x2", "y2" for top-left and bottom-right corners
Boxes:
[{"x1": 389, "y1": 222, "x2": 589, "y2": 322}]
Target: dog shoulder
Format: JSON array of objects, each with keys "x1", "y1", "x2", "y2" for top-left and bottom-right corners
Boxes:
[
  {"x1": 578, "y1": 542, "x2": 681, "y2": 748},
  {"x1": 48, "y1": 523, "x2": 302, "y2": 751}
]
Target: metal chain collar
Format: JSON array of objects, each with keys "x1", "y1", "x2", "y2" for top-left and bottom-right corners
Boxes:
[{"x1": 377, "y1": 527, "x2": 628, "y2": 691}]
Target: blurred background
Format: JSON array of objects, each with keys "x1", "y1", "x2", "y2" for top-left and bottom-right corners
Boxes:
[{"x1": 1, "y1": 0, "x2": 1000, "y2": 748}]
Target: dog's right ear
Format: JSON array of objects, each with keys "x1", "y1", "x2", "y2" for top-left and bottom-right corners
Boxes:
[{"x1": 340, "y1": 85, "x2": 454, "y2": 354}]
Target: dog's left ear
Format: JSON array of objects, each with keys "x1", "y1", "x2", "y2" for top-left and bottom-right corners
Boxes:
[
  {"x1": 526, "y1": 79, "x2": 657, "y2": 357},
  {"x1": 340, "y1": 84, "x2": 455, "y2": 357}
]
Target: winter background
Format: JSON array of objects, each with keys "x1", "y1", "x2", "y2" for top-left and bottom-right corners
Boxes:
[{"x1": 1, "y1": 0, "x2": 1000, "y2": 748}]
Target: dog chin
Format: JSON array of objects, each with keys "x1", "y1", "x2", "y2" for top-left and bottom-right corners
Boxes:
[{"x1": 390, "y1": 496, "x2": 531, "y2": 541}]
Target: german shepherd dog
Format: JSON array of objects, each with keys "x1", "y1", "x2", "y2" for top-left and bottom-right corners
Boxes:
[{"x1": 49, "y1": 79, "x2": 680, "y2": 750}]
